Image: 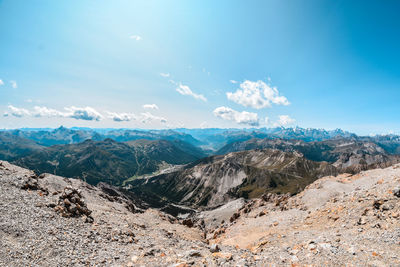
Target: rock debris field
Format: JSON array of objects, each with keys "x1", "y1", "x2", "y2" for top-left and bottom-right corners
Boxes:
[{"x1": 0, "y1": 160, "x2": 400, "y2": 266}]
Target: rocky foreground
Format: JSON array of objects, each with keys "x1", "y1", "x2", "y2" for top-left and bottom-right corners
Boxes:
[{"x1": 0, "y1": 160, "x2": 400, "y2": 266}]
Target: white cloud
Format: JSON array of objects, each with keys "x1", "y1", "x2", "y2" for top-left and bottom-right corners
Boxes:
[
  {"x1": 160, "y1": 73, "x2": 170, "y2": 78},
  {"x1": 64, "y1": 106, "x2": 103, "y2": 121},
  {"x1": 0, "y1": 79, "x2": 4, "y2": 86},
  {"x1": 265, "y1": 116, "x2": 270, "y2": 125},
  {"x1": 3, "y1": 104, "x2": 142, "y2": 122},
  {"x1": 273, "y1": 115, "x2": 296, "y2": 127},
  {"x1": 200, "y1": 121, "x2": 208, "y2": 129},
  {"x1": 169, "y1": 79, "x2": 178, "y2": 85},
  {"x1": 140, "y1": 112, "x2": 167, "y2": 124},
  {"x1": 4, "y1": 105, "x2": 31, "y2": 117},
  {"x1": 230, "y1": 80, "x2": 238, "y2": 84},
  {"x1": 10, "y1": 80, "x2": 17, "y2": 89},
  {"x1": 33, "y1": 106, "x2": 65, "y2": 118},
  {"x1": 143, "y1": 104, "x2": 159, "y2": 110},
  {"x1": 176, "y1": 84, "x2": 207, "y2": 102},
  {"x1": 227, "y1": 80, "x2": 289, "y2": 109},
  {"x1": 106, "y1": 111, "x2": 135, "y2": 122},
  {"x1": 129, "y1": 35, "x2": 142, "y2": 41},
  {"x1": 213, "y1": 106, "x2": 259, "y2": 126}
]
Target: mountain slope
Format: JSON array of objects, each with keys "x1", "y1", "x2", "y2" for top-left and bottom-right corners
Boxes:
[
  {"x1": 14, "y1": 138, "x2": 203, "y2": 186},
  {"x1": 129, "y1": 149, "x2": 338, "y2": 208},
  {"x1": 0, "y1": 132, "x2": 44, "y2": 161},
  {"x1": 217, "y1": 137, "x2": 400, "y2": 173},
  {"x1": 125, "y1": 139, "x2": 206, "y2": 162},
  {"x1": 9, "y1": 126, "x2": 102, "y2": 146}
]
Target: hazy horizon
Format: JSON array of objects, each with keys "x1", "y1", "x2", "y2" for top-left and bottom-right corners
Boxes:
[{"x1": 0, "y1": 125, "x2": 395, "y2": 137}]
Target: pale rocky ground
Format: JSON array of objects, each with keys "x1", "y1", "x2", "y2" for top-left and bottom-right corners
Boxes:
[
  {"x1": 1, "y1": 160, "x2": 400, "y2": 266},
  {"x1": 210, "y1": 166, "x2": 400, "y2": 266}
]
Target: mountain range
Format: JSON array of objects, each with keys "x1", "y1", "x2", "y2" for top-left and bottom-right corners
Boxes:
[
  {"x1": 128, "y1": 149, "x2": 338, "y2": 208},
  {"x1": 14, "y1": 138, "x2": 204, "y2": 186},
  {"x1": 2, "y1": 126, "x2": 400, "y2": 209}
]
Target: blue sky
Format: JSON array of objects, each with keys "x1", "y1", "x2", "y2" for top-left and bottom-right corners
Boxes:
[{"x1": 1, "y1": 0, "x2": 400, "y2": 134}]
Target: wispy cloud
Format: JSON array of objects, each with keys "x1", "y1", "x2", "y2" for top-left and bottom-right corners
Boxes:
[
  {"x1": 106, "y1": 111, "x2": 135, "y2": 122},
  {"x1": 176, "y1": 84, "x2": 207, "y2": 102},
  {"x1": 160, "y1": 73, "x2": 170, "y2": 78},
  {"x1": 10, "y1": 80, "x2": 17, "y2": 89},
  {"x1": 227, "y1": 80, "x2": 289, "y2": 109},
  {"x1": 64, "y1": 106, "x2": 103, "y2": 121},
  {"x1": 3, "y1": 105, "x2": 30, "y2": 117},
  {"x1": 200, "y1": 121, "x2": 209, "y2": 128},
  {"x1": 213, "y1": 106, "x2": 259, "y2": 126},
  {"x1": 143, "y1": 104, "x2": 159, "y2": 110},
  {"x1": 129, "y1": 35, "x2": 142, "y2": 41},
  {"x1": 0, "y1": 79, "x2": 4, "y2": 86},
  {"x1": 169, "y1": 79, "x2": 178, "y2": 85},
  {"x1": 230, "y1": 80, "x2": 238, "y2": 84},
  {"x1": 140, "y1": 112, "x2": 167, "y2": 124},
  {"x1": 2, "y1": 104, "x2": 169, "y2": 123},
  {"x1": 273, "y1": 115, "x2": 296, "y2": 127},
  {"x1": 33, "y1": 106, "x2": 65, "y2": 117}
]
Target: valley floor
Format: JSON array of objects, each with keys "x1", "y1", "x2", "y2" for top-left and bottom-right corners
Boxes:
[{"x1": 0, "y1": 160, "x2": 399, "y2": 266}]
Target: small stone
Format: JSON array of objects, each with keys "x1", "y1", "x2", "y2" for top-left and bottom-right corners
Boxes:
[
  {"x1": 212, "y1": 252, "x2": 232, "y2": 261},
  {"x1": 187, "y1": 250, "x2": 201, "y2": 257},
  {"x1": 63, "y1": 198, "x2": 71, "y2": 206},
  {"x1": 348, "y1": 246, "x2": 357, "y2": 255},
  {"x1": 373, "y1": 199, "x2": 384, "y2": 209},
  {"x1": 85, "y1": 216, "x2": 94, "y2": 223},
  {"x1": 209, "y1": 244, "x2": 220, "y2": 253},
  {"x1": 382, "y1": 204, "x2": 393, "y2": 211},
  {"x1": 229, "y1": 212, "x2": 240, "y2": 223},
  {"x1": 182, "y1": 218, "x2": 194, "y2": 228},
  {"x1": 393, "y1": 187, "x2": 400, "y2": 198},
  {"x1": 308, "y1": 243, "x2": 317, "y2": 250},
  {"x1": 357, "y1": 217, "x2": 367, "y2": 225}
]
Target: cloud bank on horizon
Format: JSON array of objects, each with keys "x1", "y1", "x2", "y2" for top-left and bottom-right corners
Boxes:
[
  {"x1": 3, "y1": 105, "x2": 168, "y2": 125},
  {"x1": 3, "y1": 76, "x2": 295, "y2": 128}
]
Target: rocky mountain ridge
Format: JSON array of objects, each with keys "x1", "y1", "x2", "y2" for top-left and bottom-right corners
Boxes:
[{"x1": 217, "y1": 137, "x2": 400, "y2": 173}]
